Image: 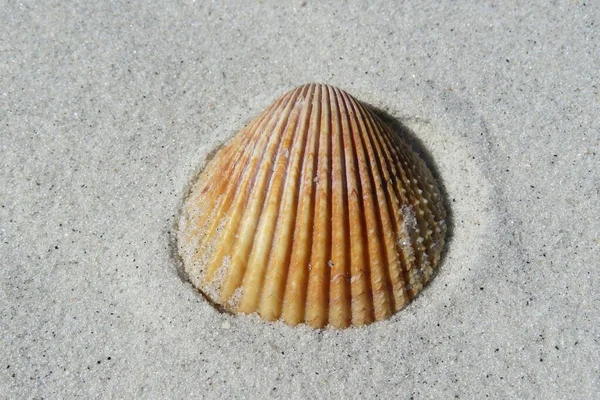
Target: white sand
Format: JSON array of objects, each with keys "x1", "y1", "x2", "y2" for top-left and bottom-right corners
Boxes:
[{"x1": 1, "y1": 1, "x2": 598, "y2": 398}]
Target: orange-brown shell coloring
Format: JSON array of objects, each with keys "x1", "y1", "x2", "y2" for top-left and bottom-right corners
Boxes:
[{"x1": 177, "y1": 83, "x2": 447, "y2": 328}]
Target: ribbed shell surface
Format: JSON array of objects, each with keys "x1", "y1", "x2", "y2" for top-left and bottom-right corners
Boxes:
[{"x1": 178, "y1": 84, "x2": 447, "y2": 328}]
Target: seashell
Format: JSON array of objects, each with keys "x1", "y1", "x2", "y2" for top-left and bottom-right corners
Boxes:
[{"x1": 177, "y1": 83, "x2": 447, "y2": 328}]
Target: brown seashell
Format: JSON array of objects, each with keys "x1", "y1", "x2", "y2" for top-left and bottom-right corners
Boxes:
[{"x1": 177, "y1": 83, "x2": 447, "y2": 328}]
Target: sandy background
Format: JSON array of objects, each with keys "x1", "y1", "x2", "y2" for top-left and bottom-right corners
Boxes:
[{"x1": 1, "y1": 1, "x2": 598, "y2": 398}]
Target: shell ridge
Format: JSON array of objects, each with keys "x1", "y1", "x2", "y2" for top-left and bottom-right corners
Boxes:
[
  {"x1": 338, "y1": 90, "x2": 375, "y2": 326},
  {"x1": 366, "y1": 116, "x2": 419, "y2": 297},
  {"x1": 204, "y1": 89, "x2": 297, "y2": 296},
  {"x1": 321, "y1": 85, "x2": 335, "y2": 325},
  {"x1": 355, "y1": 100, "x2": 412, "y2": 301},
  {"x1": 327, "y1": 86, "x2": 352, "y2": 328},
  {"x1": 259, "y1": 84, "x2": 316, "y2": 320},
  {"x1": 305, "y1": 84, "x2": 332, "y2": 327},
  {"x1": 383, "y1": 123, "x2": 446, "y2": 272},
  {"x1": 348, "y1": 93, "x2": 398, "y2": 317},
  {"x1": 355, "y1": 100, "x2": 410, "y2": 308},
  {"x1": 228, "y1": 87, "x2": 305, "y2": 306},
  {"x1": 191, "y1": 99, "x2": 282, "y2": 235},
  {"x1": 238, "y1": 85, "x2": 307, "y2": 313},
  {"x1": 341, "y1": 90, "x2": 392, "y2": 322},
  {"x1": 375, "y1": 119, "x2": 435, "y2": 288},
  {"x1": 191, "y1": 94, "x2": 290, "y2": 283},
  {"x1": 200, "y1": 91, "x2": 295, "y2": 284},
  {"x1": 296, "y1": 83, "x2": 323, "y2": 324},
  {"x1": 344, "y1": 91, "x2": 398, "y2": 315},
  {"x1": 400, "y1": 149, "x2": 437, "y2": 283},
  {"x1": 281, "y1": 84, "x2": 321, "y2": 325},
  {"x1": 185, "y1": 97, "x2": 283, "y2": 250}
]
